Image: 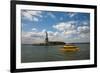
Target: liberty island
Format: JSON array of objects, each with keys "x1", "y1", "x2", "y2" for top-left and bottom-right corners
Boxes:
[{"x1": 32, "y1": 31, "x2": 66, "y2": 46}]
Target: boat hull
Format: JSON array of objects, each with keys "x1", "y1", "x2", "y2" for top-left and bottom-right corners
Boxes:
[{"x1": 60, "y1": 48, "x2": 79, "y2": 52}]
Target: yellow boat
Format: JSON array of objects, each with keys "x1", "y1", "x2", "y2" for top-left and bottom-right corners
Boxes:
[{"x1": 60, "y1": 44, "x2": 79, "y2": 52}]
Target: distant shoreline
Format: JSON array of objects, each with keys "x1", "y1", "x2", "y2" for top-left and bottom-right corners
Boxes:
[{"x1": 22, "y1": 42, "x2": 90, "y2": 46}]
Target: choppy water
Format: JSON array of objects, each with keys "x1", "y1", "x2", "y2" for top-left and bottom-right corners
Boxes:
[{"x1": 21, "y1": 43, "x2": 90, "y2": 63}]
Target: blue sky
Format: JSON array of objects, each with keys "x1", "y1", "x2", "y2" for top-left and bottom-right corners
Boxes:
[{"x1": 21, "y1": 10, "x2": 90, "y2": 44}]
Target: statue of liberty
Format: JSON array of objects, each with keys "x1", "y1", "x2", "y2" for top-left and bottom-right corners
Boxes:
[{"x1": 45, "y1": 31, "x2": 48, "y2": 45}]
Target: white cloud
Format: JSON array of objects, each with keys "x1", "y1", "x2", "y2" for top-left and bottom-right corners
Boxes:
[
  {"x1": 77, "y1": 26, "x2": 90, "y2": 34},
  {"x1": 53, "y1": 22, "x2": 76, "y2": 37},
  {"x1": 21, "y1": 30, "x2": 64, "y2": 44},
  {"x1": 32, "y1": 28, "x2": 37, "y2": 31},
  {"x1": 21, "y1": 11, "x2": 32, "y2": 20},
  {"x1": 41, "y1": 29, "x2": 46, "y2": 33},
  {"x1": 21, "y1": 10, "x2": 42, "y2": 21},
  {"x1": 47, "y1": 12, "x2": 56, "y2": 19},
  {"x1": 21, "y1": 31, "x2": 45, "y2": 44},
  {"x1": 67, "y1": 12, "x2": 77, "y2": 18},
  {"x1": 26, "y1": 11, "x2": 42, "y2": 16},
  {"x1": 52, "y1": 22, "x2": 90, "y2": 43},
  {"x1": 53, "y1": 22, "x2": 76, "y2": 32},
  {"x1": 82, "y1": 21, "x2": 89, "y2": 25},
  {"x1": 33, "y1": 17, "x2": 39, "y2": 22},
  {"x1": 53, "y1": 23, "x2": 65, "y2": 31},
  {"x1": 77, "y1": 26, "x2": 90, "y2": 41}
]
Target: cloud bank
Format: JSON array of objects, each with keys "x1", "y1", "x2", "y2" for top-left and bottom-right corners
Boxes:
[{"x1": 22, "y1": 21, "x2": 90, "y2": 44}]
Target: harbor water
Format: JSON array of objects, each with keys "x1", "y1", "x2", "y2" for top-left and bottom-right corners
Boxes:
[{"x1": 21, "y1": 43, "x2": 90, "y2": 63}]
